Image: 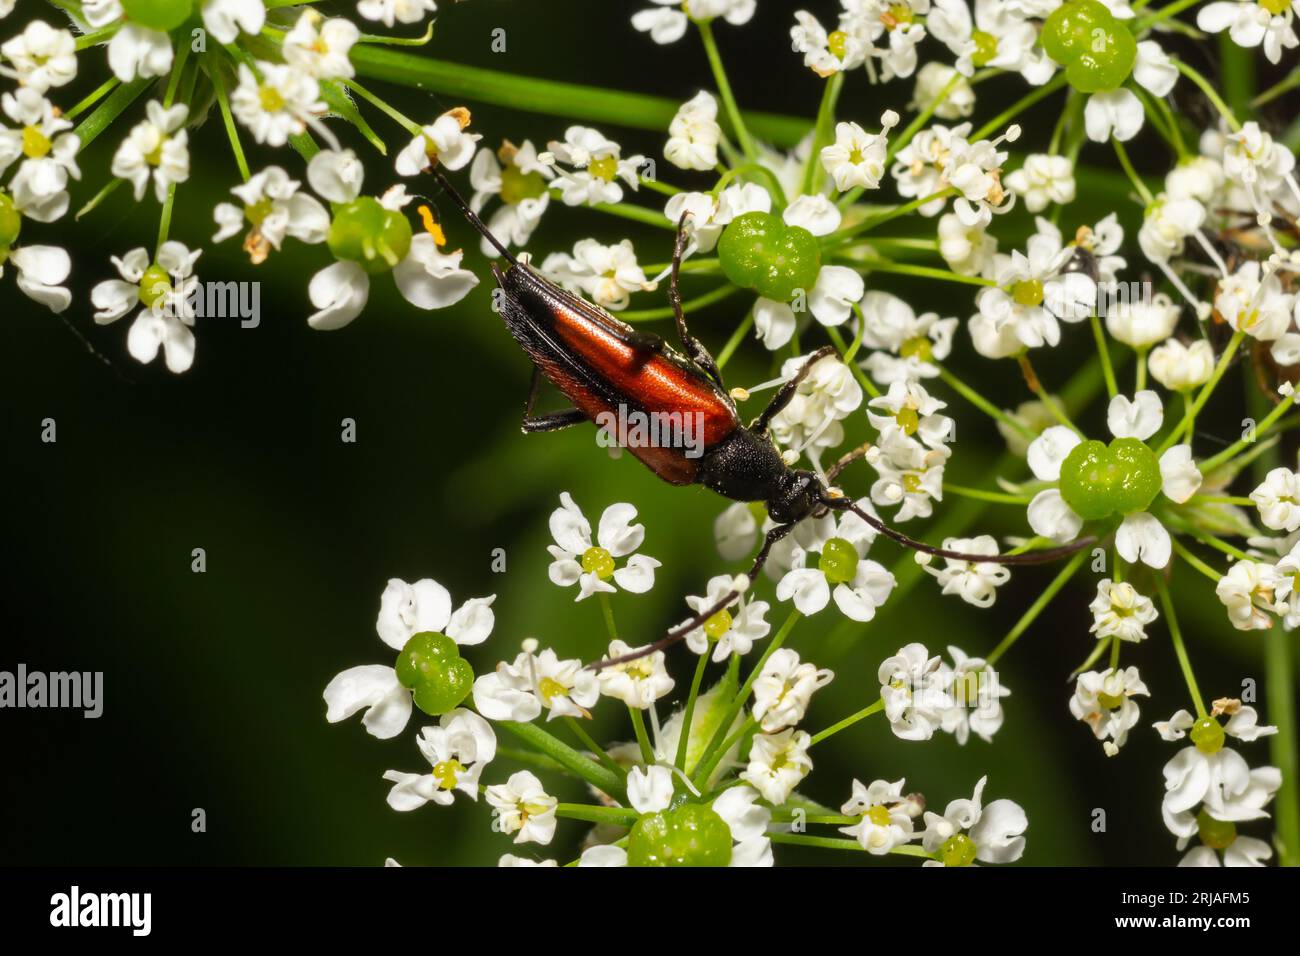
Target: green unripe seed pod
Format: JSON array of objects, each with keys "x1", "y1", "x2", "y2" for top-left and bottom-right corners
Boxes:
[{"x1": 627, "y1": 803, "x2": 733, "y2": 867}]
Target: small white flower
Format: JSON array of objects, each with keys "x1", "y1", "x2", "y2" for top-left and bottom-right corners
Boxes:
[
  {"x1": 940, "y1": 647, "x2": 1009, "y2": 744},
  {"x1": 740, "y1": 729, "x2": 812, "y2": 804},
  {"x1": 212, "y1": 166, "x2": 329, "y2": 261},
  {"x1": 632, "y1": 0, "x2": 756, "y2": 45},
  {"x1": 544, "y1": 126, "x2": 645, "y2": 206},
  {"x1": 820, "y1": 114, "x2": 898, "y2": 192},
  {"x1": 357, "y1": 0, "x2": 438, "y2": 28},
  {"x1": 665, "y1": 91, "x2": 722, "y2": 171},
  {"x1": 323, "y1": 577, "x2": 494, "y2": 739},
  {"x1": 542, "y1": 237, "x2": 654, "y2": 311},
  {"x1": 468, "y1": 140, "x2": 553, "y2": 255},
  {"x1": 1, "y1": 88, "x2": 80, "y2": 217},
  {"x1": 858, "y1": 290, "x2": 958, "y2": 385},
  {"x1": 383, "y1": 709, "x2": 496, "y2": 810},
  {"x1": 1071, "y1": 666, "x2": 1150, "y2": 751},
  {"x1": 283, "y1": 10, "x2": 359, "y2": 79},
  {"x1": 0, "y1": 20, "x2": 77, "y2": 92},
  {"x1": 682, "y1": 574, "x2": 770, "y2": 661},
  {"x1": 1149, "y1": 338, "x2": 1215, "y2": 392},
  {"x1": 230, "y1": 61, "x2": 325, "y2": 148},
  {"x1": 90, "y1": 241, "x2": 201, "y2": 373},
  {"x1": 545, "y1": 492, "x2": 660, "y2": 600},
  {"x1": 1105, "y1": 292, "x2": 1180, "y2": 349},
  {"x1": 485, "y1": 771, "x2": 558, "y2": 845},
  {"x1": 879, "y1": 642, "x2": 952, "y2": 741},
  {"x1": 1250, "y1": 467, "x2": 1300, "y2": 532},
  {"x1": 201, "y1": 0, "x2": 266, "y2": 44},
  {"x1": 910, "y1": 62, "x2": 975, "y2": 120},
  {"x1": 839, "y1": 778, "x2": 914, "y2": 854},
  {"x1": 938, "y1": 212, "x2": 997, "y2": 277},
  {"x1": 596, "y1": 640, "x2": 674, "y2": 708},
  {"x1": 1089, "y1": 579, "x2": 1158, "y2": 643},
  {"x1": 473, "y1": 646, "x2": 599, "y2": 722},
  {"x1": 111, "y1": 100, "x2": 189, "y2": 203},
  {"x1": 1, "y1": 244, "x2": 71, "y2": 313},
  {"x1": 395, "y1": 109, "x2": 481, "y2": 176},
  {"x1": 1005, "y1": 154, "x2": 1075, "y2": 214},
  {"x1": 1084, "y1": 88, "x2": 1144, "y2": 143},
  {"x1": 775, "y1": 502, "x2": 894, "y2": 620},
  {"x1": 921, "y1": 776, "x2": 1027, "y2": 865},
  {"x1": 752, "y1": 647, "x2": 833, "y2": 732},
  {"x1": 1216, "y1": 560, "x2": 1278, "y2": 630},
  {"x1": 1198, "y1": 1, "x2": 1299, "y2": 65},
  {"x1": 922, "y1": 536, "x2": 1009, "y2": 608}
]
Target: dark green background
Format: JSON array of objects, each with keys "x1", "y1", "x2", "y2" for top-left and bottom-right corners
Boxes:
[{"x1": 2, "y1": 0, "x2": 1291, "y2": 865}]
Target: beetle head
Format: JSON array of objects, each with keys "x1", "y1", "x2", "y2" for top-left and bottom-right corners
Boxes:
[{"x1": 767, "y1": 468, "x2": 821, "y2": 525}]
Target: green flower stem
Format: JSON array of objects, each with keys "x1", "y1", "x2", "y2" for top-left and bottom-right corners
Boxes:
[
  {"x1": 823, "y1": 189, "x2": 957, "y2": 248},
  {"x1": 715, "y1": 309, "x2": 755, "y2": 370},
  {"x1": 1246, "y1": 385, "x2": 1300, "y2": 866},
  {"x1": 1112, "y1": 140, "x2": 1155, "y2": 206},
  {"x1": 341, "y1": 77, "x2": 422, "y2": 136},
  {"x1": 675, "y1": 652, "x2": 711, "y2": 771},
  {"x1": 969, "y1": 72, "x2": 1069, "y2": 142},
  {"x1": 697, "y1": 20, "x2": 757, "y2": 163},
  {"x1": 64, "y1": 76, "x2": 119, "y2": 122},
  {"x1": 1135, "y1": 0, "x2": 1201, "y2": 28},
  {"x1": 802, "y1": 72, "x2": 843, "y2": 197},
  {"x1": 826, "y1": 326, "x2": 881, "y2": 399},
  {"x1": 497, "y1": 746, "x2": 566, "y2": 773},
  {"x1": 1135, "y1": 348, "x2": 1149, "y2": 393},
  {"x1": 1198, "y1": 393, "x2": 1296, "y2": 474},
  {"x1": 987, "y1": 550, "x2": 1088, "y2": 665},
  {"x1": 356, "y1": 23, "x2": 435, "y2": 47},
  {"x1": 1071, "y1": 636, "x2": 1111, "y2": 677},
  {"x1": 638, "y1": 175, "x2": 681, "y2": 198},
  {"x1": 1219, "y1": 31, "x2": 1256, "y2": 117},
  {"x1": 692, "y1": 609, "x2": 801, "y2": 787},
  {"x1": 936, "y1": 364, "x2": 1037, "y2": 439},
  {"x1": 1179, "y1": 524, "x2": 1251, "y2": 562},
  {"x1": 586, "y1": 199, "x2": 675, "y2": 230},
  {"x1": 620, "y1": 284, "x2": 742, "y2": 322},
  {"x1": 642, "y1": 258, "x2": 721, "y2": 275},
  {"x1": 73, "y1": 25, "x2": 119, "y2": 50},
  {"x1": 1252, "y1": 67, "x2": 1300, "y2": 110},
  {"x1": 1138, "y1": 86, "x2": 1188, "y2": 159},
  {"x1": 74, "y1": 178, "x2": 123, "y2": 220},
  {"x1": 885, "y1": 73, "x2": 962, "y2": 167},
  {"x1": 1155, "y1": 579, "x2": 1207, "y2": 719},
  {"x1": 766, "y1": 832, "x2": 933, "y2": 858},
  {"x1": 1170, "y1": 538, "x2": 1222, "y2": 582},
  {"x1": 769, "y1": 812, "x2": 859, "y2": 825},
  {"x1": 809, "y1": 699, "x2": 885, "y2": 747},
  {"x1": 556, "y1": 803, "x2": 638, "y2": 826},
  {"x1": 499, "y1": 720, "x2": 625, "y2": 797},
  {"x1": 348, "y1": 45, "x2": 809, "y2": 147},
  {"x1": 563, "y1": 716, "x2": 626, "y2": 779},
  {"x1": 943, "y1": 484, "x2": 1032, "y2": 505},
  {"x1": 1157, "y1": 331, "x2": 1245, "y2": 455},
  {"x1": 598, "y1": 592, "x2": 618, "y2": 642},
  {"x1": 156, "y1": 183, "x2": 176, "y2": 252},
  {"x1": 72, "y1": 76, "x2": 150, "y2": 150},
  {"x1": 1018, "y1": 355, "x2": 1081, "y2": 434},
  {"x1": 713, "y1": 163, "x2": 789, "y2": 208},
  {"x1": 858, "y1": 257, "x2": 997, "y2": 287},
  {"x1": 163, "y1": 42, "x2": 191, "y2": 110},
  {"x1": 209, "y1": 63, "x2": 251, "y2": 182},
  {"x1": 1174, "y1": 60, "x2": 1242, "y2": 132},
  {"x1": 1190, "y1": 495, "x2": 1256, "y2": 506},
  {"x1": 692, "y1": 715, "x2": 757, "y2": 786},
  {"x1": 1090, "y1": 314, "x2": 1120, "y2": 399},
  {"x1": 628, "y1": 706, "x2": 656, "y2": 764}
]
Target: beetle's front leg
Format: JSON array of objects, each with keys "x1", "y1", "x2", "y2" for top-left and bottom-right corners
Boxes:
[
  {"x1": 750, "y1": 345, "x2": 840, "y2": 436},
  {"x1": 669, "y1": 212, "x2": 725, "y2": 388}
]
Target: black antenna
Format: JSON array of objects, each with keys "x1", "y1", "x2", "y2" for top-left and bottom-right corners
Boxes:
[{"x1": 426, "y1": 166, "x2": 520, "y2": 267}]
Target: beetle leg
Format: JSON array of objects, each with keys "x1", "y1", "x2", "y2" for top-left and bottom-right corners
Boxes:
[
  {"x1": 667, "y1": 211, "x2": 726, "y2": 388},
  {"x1": 521, "y1": 366, "x2": 587, "y2": 433},
  {"x1": 750, "y1": 344, "x2": 840, "y2": 435},
  {"x1": 588, "y1": 521, "x2": 796, "y2": 669}
]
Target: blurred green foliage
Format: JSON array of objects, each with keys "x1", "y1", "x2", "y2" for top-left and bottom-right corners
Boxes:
[{"x1": 2, "y1": 0, "x2": 1293, "y2": 866}]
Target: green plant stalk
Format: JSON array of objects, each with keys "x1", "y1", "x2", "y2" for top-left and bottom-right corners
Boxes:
[
  {"x1": 1244, "y1": 383, "x2": 1300, "y2": 867},
  {"x1": 348, "y1": 46, "x2": 809, "y2": 146},
  {"x1": 987, "y1": 550, "x2": 1088, "y2": 665},
  {"x1": 1155, "y1": 580, "x2": 1207, "y2": 719},
  {"x1": 73, "y1": 76, "x2": 150, "y2": 150},
  {"x1": 556, "y1": 803, "x2": 637, "y2": 826},
  {"x1": 937, "y1": 364, "x2": 1036, "y2": 439},
  {"x1": 629, "y1": 706, "x2": 655, "y2": 764},
  {"x1": 563, "y1": 716, "x2": 625, "y2": 779},
  {"x1": 809, "y1": 699, "x2": 884, "y2": 746},
  {"x1": 969, "y1": 72, "x2": 1068, "y2": 142},
  {"x1": 697, "y1": 20, "x2": 757, "y2": 162},
  {"x1": 498, "y1": 720, "x2": 625, "y2": 797},
  {"x1": 675, "y1": 652, "x2": 711, "y2": 770}
]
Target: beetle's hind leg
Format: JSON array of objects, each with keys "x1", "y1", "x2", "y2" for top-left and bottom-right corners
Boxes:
[
  {"x1": 668, "y1": 212, "x2": 726, "y2": 388},
  {"x1": 750, "y1": 344, "x2": 840, "y2": 436},
  {"x1": 521, "y1": 366, "x2": 587, "y2": 433}
]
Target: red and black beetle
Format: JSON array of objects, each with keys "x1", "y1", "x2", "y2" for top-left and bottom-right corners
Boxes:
[{"x1": 428, "y1": 170, "x2": 1092, "y2": 664}]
